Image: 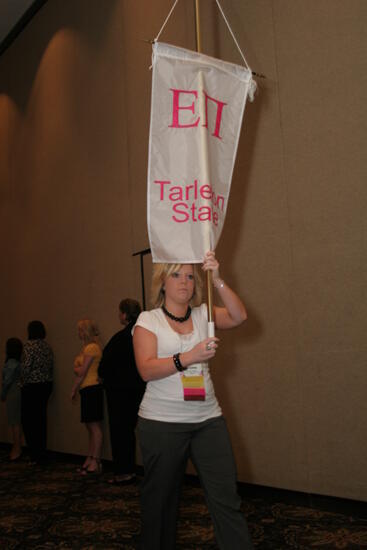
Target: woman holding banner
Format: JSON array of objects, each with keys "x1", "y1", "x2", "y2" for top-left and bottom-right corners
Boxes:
[{"x1": 133, "y1": 251, "x2": 253, "y2": 550}]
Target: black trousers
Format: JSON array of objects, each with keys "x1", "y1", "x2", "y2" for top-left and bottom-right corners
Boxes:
[
  {"x1": 137, "y1": 416, "x2": 253, "y2": 550},
  {"x1": 21, "y1": 381, "x2": 52, "y2": 462},
  {"x1": 105, "y1": 387, "x2": 143, "y2": 475}
]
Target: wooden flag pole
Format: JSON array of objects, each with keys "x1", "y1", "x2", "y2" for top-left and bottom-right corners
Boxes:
[
  {"x1": 194, "y1": 0, "x2": 215, "y2": 336},
  {"x1": 194, "y1": 0, "x2": 202, "y2": 53}
]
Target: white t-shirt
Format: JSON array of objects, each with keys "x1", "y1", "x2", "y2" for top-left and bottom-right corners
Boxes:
[{"x1": 134, "y1": 304, "x2": 222, "y2": 423}]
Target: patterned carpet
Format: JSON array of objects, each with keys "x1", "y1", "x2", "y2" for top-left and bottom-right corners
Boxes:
[{"x1": 0, "y1": 446, "x2": 366, "y2": 549}]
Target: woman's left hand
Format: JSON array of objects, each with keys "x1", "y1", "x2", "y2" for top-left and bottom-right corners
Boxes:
[{"x1": 202, "y1": 250, "x2": 220, "y2": 280}]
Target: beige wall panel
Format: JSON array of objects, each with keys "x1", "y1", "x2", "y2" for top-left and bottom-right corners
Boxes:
[
  {"x1": 0, "y1": 93, "x2": 17, "y2": 436},
  {"x1": 273, "y1": 0, "x2": 367, "y2": 351},
  {"x1": 271, "y1": 0, "x2": 367, "y2": 499},
  {"x1": 212, "y1": 347, "x2": 307, "y2": 490},
  {"x1": 0, "y1": 94, "x2": 19, "y2": 328},
  {"x1": 300, "y1": 351, "x2": 367, "y2": 500}
]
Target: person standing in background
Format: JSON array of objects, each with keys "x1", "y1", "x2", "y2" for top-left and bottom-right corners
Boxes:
[
  {"x1": 98, "y1": 299, "x2": 146, "y2": 484},
  {"x1": 20, "y1": 321, "x2": 53, "y2": 465},
  {"x1": 1, "y1": 337, "x2": 23, "y2": 461},
  {"x1": 71, "y1": 319, "x2": 104, "y2": 475}
]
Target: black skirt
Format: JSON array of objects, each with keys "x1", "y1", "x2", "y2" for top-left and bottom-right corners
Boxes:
[{"x1": 80, "y1": 384, "x2": 104, "y2": 423}]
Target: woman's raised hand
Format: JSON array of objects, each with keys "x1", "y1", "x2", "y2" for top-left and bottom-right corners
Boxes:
[{"x1": 202, "y1": 251, "x2": 220, "y2": 280}]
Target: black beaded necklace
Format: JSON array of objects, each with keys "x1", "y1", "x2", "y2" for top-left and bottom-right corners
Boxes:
[{"x1": 162, "y1": 304, "x2": 192, "y2": 323}]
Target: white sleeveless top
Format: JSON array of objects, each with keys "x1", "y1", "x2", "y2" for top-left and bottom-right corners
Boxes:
[{"x1": 134, "y1": 304, "x2": 222, "y2": 423}]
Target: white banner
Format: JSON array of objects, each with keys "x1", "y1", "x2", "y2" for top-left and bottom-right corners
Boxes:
[{"x1": 147, "y1": 42, "x2": 255, "y2": 263}]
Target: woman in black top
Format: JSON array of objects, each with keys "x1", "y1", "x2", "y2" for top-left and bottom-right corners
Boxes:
[
  {"x1": 20, "y1": 320, "x2": 53, "y2": 464},
  {"x1": 98, "y1": 299, "x2": 145, "y2": 484}
]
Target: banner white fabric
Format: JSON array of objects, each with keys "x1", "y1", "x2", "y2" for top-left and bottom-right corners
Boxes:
[{"x1": 147, "y1": 42, "x2": 255, "y2": 263}]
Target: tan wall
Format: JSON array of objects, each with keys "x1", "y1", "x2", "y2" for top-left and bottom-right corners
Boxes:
[{"x1": 0, "y1": 0, "x2": 366, "y2": 501}]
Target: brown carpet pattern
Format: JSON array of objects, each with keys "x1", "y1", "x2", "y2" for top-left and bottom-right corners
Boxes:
[{"x1": 0, "y1": 447, "x2": 366, "y2": 549}]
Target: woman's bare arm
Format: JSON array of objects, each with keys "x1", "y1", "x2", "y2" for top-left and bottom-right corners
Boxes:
[
  {"x1": 203, "y1": 251, "x2": 247, "y2": 330},
  {"x1": 71, "y1": 354, "x2": 94, "y2": 400},
  {"x1": 133, "y1": 326, "x2": 219, "y2": 382}
]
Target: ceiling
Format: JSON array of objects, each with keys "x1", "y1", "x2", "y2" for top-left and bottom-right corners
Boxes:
[{"x1": 0, "y1": 0, "x2": 47, "y2": 56}]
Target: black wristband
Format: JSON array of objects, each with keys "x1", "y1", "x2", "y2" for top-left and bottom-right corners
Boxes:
[{"x1": 173, "y1": 353, "x2": 186, "y2": 372}]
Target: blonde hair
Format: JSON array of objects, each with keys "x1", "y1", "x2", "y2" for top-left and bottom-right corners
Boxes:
[
  {"x1": 151, "y1": 263, "x2": 203, "y2": 308},
  {"x1": 77, "y1": 319, "x2": 101, "y2": 347}
]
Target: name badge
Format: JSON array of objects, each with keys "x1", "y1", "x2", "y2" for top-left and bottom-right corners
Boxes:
[{"x1": 181, "y1": 366, "x2": 206, "y2": 401}]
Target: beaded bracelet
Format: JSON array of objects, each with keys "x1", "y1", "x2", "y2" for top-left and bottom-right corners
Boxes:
[
  {"x1": 213, "y1": 278, "x2": 225, "y2": 289},
  {"x1": 173, "y1": 353, "x2": 186, "y2": 372}
]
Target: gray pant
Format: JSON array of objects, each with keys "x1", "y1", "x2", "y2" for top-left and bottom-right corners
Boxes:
[{"x1": 137, "y1": 416, "x2": 253, "y2": 550}]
